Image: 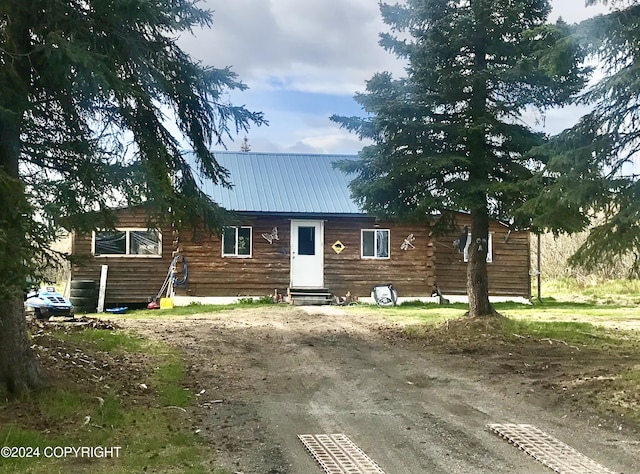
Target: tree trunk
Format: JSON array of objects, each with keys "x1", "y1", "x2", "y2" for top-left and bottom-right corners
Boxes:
[
  {"x1": 0, "y1": 11, "x2": 45, "y2": 395},
  {"x1": 465, "y1": 0, "x2": 495, "y2": 318},
  {"x1": 0, "y1": 140, "x2": 46, "y2": 397},
  {"x1": 0, "y1": 142, "x2": 46, "y2": 396},
  {"x1": 0, "y1": 297, "x2": 44, "y2": 397},
  {"x1": 467, "y1": 209, "x2": 496, "y2": 317}
]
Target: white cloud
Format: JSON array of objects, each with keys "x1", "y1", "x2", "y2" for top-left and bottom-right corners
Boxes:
[
  {"x1": 183, "y1": 1, "x2": 618, "y2": 154},
  {"x1": 179, "y1": 0, "x2": 403, "y2": 95},
  {"x1": 550, "y1": 1, "x2": 609, "y2": 23},
  {"x1": 287, "y1": 129, "x2": 370, "y2": 155}
]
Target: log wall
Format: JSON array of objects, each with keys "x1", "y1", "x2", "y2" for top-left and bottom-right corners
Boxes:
[
  {"x1": 176, "y1": 215, "x2": 292, "y2": 297},
  {"x1": 432, "y1": 216, "x2": 531, "y2": 297},
  {"x1": 70, "y1": 207, "x2": 175, "y2": 305},
  {"x1": 71, "y1": 208, "x2": 530, "y2": 302},
  {"x1": 324, "y1": 217, "x2": 434, "y2": 297},
  {"x1": 176, "y1": 215, "x2": 435, "y2": 299}
]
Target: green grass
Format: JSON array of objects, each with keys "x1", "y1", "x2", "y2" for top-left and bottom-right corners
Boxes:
[
  {"x1": 346, "y1": 296, "x2": 639, "y2": 326},
  {"x1": 0, "y1": 329, "x2": 221, "y2": 474},
  {"x1": 537, "y1": 277, "x2": 640, "y2": 305},
  {"x1": 55, "y1": 328, "x2": 148, "y2": 352},
  {"x1": 154, "y1": 352, "x2": 193, "y2": 408},
  {"x1": 37, "y1": 389, "x2": 86, "y2": 421},
  {"x1": 501, "y1": 299, "x2": 639, "y2": 324},
  {"x1": 112, "y1": 299, "x2": 276, "y2": 319},
  {"x1": 345, "y1": 299, "x2": 639, "y2": 351},
  {"x1": 499, "y1": 318, "x2": 621, "y2": 346}
]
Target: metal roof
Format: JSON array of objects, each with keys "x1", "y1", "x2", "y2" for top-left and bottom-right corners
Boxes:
[{"x1": 188, "y1": 151, "x2": 365, "y2": 215}]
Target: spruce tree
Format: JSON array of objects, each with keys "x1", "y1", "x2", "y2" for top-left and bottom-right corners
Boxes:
[
  {"x1": 0, "y1": 0, "x2": 265, "y2": 395},
  {"x1": 526, "y1": 1, "x2": 640, "y2": 276},
  {"x1": 332, "y1": 0, "x2": 587, "y2": 316}
]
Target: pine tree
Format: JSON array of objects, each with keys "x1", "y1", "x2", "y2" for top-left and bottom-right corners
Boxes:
[
  {"x1": 526, "y1": 1, "x2": 640, "y2": 276},
  {"x1": 332, "y1": 0, "x2": 587, "y2": 316},
  {"x1": 0, "y1": 0, "x2": 265, "y2": 395}
]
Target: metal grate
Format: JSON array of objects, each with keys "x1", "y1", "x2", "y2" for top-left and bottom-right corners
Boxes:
[
  {"x1": 298, "y1": 433, "x2": 386, "y2": 474},
  {"x1": 488, "y1": 423, "x2": 618, "y2": 474}
]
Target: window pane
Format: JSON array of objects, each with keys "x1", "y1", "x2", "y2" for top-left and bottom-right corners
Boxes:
[
  {"x1": 222, "y1": 228, "x2": 236, "y2": 255},
  {"x1": 237, "y1": 227, "x2": 251, "y2": 255},
  {"x1": 95, "y1": 231, "x2": 126, "y2": 255},
  {"x1": 130, "y1": 230, "x2": 160, "y2": 255},
  {"x1": 362, "y1": 230, "x2": 375, "y2": 257},
  {"x1": 376, "y1": 230, "x2": 389, "y2": 258},
  {"x1": 298, "y1": 226, "x2": 315, "y2": 255}
]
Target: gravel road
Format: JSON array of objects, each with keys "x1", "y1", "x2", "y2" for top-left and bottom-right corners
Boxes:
[{"x1": 117, "y1": 306, "x2": 640, "y2": 473}]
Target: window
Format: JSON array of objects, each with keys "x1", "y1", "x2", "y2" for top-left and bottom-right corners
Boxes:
[
  {"x1": 361, "y1": 229, "x2": 390, "y2": 259},
  {"x1": 463, "y1": 233, "x2": 493, "y2": 263},
  {"x1": 297, "y1": 226, "x2": 316, "y2": 255},
  {"x1": 222, "y1": 226, "x2": 252, "y2": 257},
  {"x1": 94, "y1": 229, "x2": 161, "y2": 257}
]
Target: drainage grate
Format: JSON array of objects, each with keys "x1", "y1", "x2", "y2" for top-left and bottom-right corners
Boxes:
[
  {"x1": 488, "y1": 423, "x2": 617, "y2": 474},
  {"x1": 298, "y1": 433, "x2": 386, "y2": 474}
]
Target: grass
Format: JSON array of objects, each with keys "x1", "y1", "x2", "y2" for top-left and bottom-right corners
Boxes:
[
  {"x1": 536, "y1": 277, "x2": 640, "y2": 305},
  {"x1": 21, "y1": 280, "x2": 637, "y2": 461},
  {"x1": 37, "y1": 389, "x2": 86, "y2": 421},
  {"x1": 501, "y1": 299, "x2": 639, "y2": 324},
  {"x1": 343, "y1": 295, "x2": 640, "y2": 351},
  {"x1": 345, "y1": 291, "x2": 639, "y2": 326},
  {"x1": 55, "y1": 328, "x2": 148, "y2": 352},
  {"x1": 345, "y1": 290, "x2": 640, "y2": 424},
  {"x1": 499, "y1": 318, "x2": 623, "y2": 346},
  {"x1": 0, "y1": 328, "x2": 225, "y2": 474},
  {"x1": 104, "y1": 298, "x2": 276, "y2": 319},
  {"x1": 154, "y1": 352, "x2": 193, "y2": 408}
]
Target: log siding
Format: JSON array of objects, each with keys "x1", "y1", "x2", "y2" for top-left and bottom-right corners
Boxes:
[
  {"x1": 71, "y1": 209, "x2": 530, "y2": 303},
  {"x1": 70, "y1": 208, "x2": 175, "y2": 306},
  {"x1": 432, "y1": 216, "x2": 531, "y2": 297}
]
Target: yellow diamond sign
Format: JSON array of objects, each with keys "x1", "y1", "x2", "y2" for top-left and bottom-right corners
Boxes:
[{"x1": 332, "y1": 241, "x2": 345, "y2": 254}]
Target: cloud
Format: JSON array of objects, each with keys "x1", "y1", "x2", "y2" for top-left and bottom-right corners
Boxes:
[
  {"x1": 179, "y1": 0, "x2": 404, "y2": 94},
  {"x1": 550, "y1": 1, "x2": 609, "y2": 23},
  {"x1": 184, "y1": 1, "x2": 617, "y2": 154},
  {"x1": 183, "y1": 0, "x2": 607, "y2": 93}
]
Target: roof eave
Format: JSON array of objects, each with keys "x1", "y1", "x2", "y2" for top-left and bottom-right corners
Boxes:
[{"x1": 233, "y1": 211, "x2": 370, "y2": 219}]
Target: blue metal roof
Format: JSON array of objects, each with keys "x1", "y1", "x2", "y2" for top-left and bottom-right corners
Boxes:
[{"x1": 188, "y1": 152, "x2": 365, "y2": 215}]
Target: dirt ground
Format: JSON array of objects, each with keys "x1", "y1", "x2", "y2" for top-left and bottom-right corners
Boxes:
[{"x1": 112, "y1": 306, "x2": 640, "y2": 474}]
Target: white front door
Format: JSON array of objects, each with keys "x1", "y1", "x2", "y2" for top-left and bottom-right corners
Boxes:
[{"x1": 290, "y1": 220, "x2": 324, "y2": 288}]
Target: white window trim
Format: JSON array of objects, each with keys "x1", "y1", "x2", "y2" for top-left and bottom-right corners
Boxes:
[
  {"x1": 463, "y1": 232, "x2": 493, "y2": 263},
  {"x1": 361, "y1": 228, "x2": 391, "y2": 260},
  {"x1": 222, "y1": 226, "x2": 253, "y2": 258},
  {"x1": 92, "y1": 228, "x2": 162, "y2": 258}
]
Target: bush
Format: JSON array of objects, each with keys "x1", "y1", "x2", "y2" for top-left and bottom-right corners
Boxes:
[
  {"x1": 237, "y1": 295, "x2": 275, "y2": 305},
  {"x1": 533, "y1": 232, "x2": 639, "y2": 282}
]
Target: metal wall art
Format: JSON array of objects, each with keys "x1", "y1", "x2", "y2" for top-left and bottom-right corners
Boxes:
[
  {"x1": 400, "y1": 234, "x2": 415, "y2": 250},
  {"x1": 261, "y1": 227, "x2": 279, "y2": 244}
]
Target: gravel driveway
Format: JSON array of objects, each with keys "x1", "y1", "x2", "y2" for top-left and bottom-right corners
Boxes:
[{"x1": 117, "y1": 306, "x2": 640, "y2": 473}]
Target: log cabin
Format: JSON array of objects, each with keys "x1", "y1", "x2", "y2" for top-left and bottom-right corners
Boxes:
[{"x1": 69, "y1": 152, "x2": 531, "y2": 307}]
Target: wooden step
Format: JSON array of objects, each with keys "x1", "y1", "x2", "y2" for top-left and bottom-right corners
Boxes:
[{"x1": 288, "y1": 288, "x2": 332, "y2": 306}]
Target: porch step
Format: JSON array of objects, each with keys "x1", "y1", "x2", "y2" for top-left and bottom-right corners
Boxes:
[{"x1": 288, "y1": 288, "x2": 332, "y2": 306}]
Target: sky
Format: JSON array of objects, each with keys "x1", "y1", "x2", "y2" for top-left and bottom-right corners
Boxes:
[{"x1": 178, "y1": 1, "x2": 611, "y2": 155}]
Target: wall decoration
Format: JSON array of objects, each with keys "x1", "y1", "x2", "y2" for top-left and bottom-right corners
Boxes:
[
  {"x1": 400, "y1": 234, "x2": 416, "y2": 250},
  {"x1": 261, "y1": 227, "x2": 279, "y2": 244},
  {"x1": 453, "y1": 225, "x2": 469, "y2": 252},
  {"x1": 332, "y1": 241, "x2": 345, "y2": 254}
]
